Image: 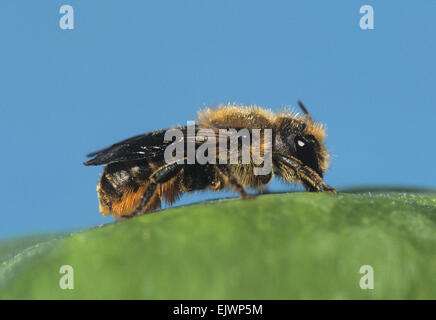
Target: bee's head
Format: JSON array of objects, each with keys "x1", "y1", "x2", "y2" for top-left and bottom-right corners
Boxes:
[{"x1": 273, "y1": 101, "x2": 329, "y2": 179}]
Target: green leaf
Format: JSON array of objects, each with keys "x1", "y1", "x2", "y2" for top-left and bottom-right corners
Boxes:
[{"x1": 1, "y1": 191, "x2": 436, "y2": 299}]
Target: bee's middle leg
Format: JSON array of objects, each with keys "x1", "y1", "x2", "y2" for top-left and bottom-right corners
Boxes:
[{"x1": 216, "y1": 165, "x2": 254, "y2": 200}]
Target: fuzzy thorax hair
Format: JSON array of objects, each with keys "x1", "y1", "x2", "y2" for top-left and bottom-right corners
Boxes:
[{"x1": 197, "y1": 104, "x2": 330, "y2": 173}]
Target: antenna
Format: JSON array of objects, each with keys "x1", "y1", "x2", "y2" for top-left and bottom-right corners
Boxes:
[{"x1": 297, "y1": 100, "x2": 312, "y2": 122}]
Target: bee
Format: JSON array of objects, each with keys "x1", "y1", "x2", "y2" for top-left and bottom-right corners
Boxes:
[{"x1": 84, "y1": 101, "x2": 337, "y2": 219}]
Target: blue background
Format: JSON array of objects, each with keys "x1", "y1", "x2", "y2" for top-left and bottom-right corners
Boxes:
[{"x1": 1, "y1": 1, "x2": 435, "y2": 237}]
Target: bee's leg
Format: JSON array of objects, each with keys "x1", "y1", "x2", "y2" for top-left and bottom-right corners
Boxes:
[
  {"x1": 130, "y1": 162, "x2": 184, "y2": 216},
  {"x1": 273, "y1": 154, "x2": 337, "y2": 194},
  {"x1": 216, "y1": 165, "x2": 254, "y2": 200}
]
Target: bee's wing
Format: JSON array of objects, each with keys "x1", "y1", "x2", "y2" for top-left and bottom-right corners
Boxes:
[
  {"x1": 84, "y1": 126, "x2": 233, "y2": 166},
  {"x1": 84, "y1": 129, "x2": 174, "y2": 166}
]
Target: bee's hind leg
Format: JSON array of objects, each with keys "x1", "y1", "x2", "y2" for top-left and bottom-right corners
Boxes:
[{"x1": 130, "y1": 162, "x2": 184, "y2": 217}]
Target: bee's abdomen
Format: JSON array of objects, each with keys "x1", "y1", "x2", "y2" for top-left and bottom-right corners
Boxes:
[
  {"x1": 97, "y1": 161, "x2": 158, "y2": 217},
  {"x1": 97, "y1": 160, "x2": 184, "y2": 218}
]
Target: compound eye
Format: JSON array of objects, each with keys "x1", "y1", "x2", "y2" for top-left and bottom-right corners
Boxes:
[{"x1": 292, "y1": 134, "x2": 322, "y2": 177}]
